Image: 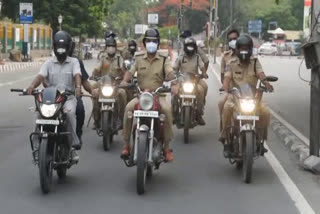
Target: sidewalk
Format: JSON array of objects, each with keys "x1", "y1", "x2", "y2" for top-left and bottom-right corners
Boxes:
[{"x1": 0, "y1": 57, "x2": 49, "y2": 73}]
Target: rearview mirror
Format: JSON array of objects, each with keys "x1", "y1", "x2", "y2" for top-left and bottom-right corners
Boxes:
[{"x1": 266, "y1": 76, "x2": 278, "y2": 82}]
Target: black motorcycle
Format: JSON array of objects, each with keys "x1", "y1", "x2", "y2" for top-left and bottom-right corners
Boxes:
[
  {"x1": 92, "y1": 74, "x2": 123, "y2": 151},
  {"x1": 172, "y1": 72, "x2": 202, "y2": 143},
  {"x1": 11, "y1": 87, "x2": 78, "y2": 194},
  {"x1": 221, "y1": 76, "x2": 278, "y2": 183}
]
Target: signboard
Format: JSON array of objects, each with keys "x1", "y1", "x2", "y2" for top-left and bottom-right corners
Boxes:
[
  {"x1": 135, "y1": 24, "x2": 148, "y2": 34},
  {"x1": 303, "y1": 0, "x2": 312, "y2": 38},
  {"x1": 248, "y1": 20, "x2": 262, "y2": 33},
  {"x1": 148, "y1": 13, "x2": 159, "y2": 25},
  {"x1": 19, "y1": 3, "x2": 33, "y2": 24}
]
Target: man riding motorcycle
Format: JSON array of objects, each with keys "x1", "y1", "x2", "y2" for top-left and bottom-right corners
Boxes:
[
  {"x1": 122, "y1": 40, "x2": 137, "y2": 61},
  {"x1": 27, "y1": 31, "x2": 82, "y2": 161},
  {"x1": 91, "y1": 36, "x2": 127, "y2": 130},
  {"x1": 220, "y1": 35, "x2": 274, "y2": 154},
  {"x1": 173, "y1": 37, "x2": 208, "y2": 125},
  {"x1": 120, "y1": 28, "x2": 175, "y2": 162}
]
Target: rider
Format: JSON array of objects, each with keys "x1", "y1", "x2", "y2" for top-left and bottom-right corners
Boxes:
[
  {"x1": 220, "y1": 35, "x2": 274, "y2": 154},
  {"x1": 27, "y1": 31, "x2": 82, "y2": 161},
  {"x1": 69, "y1": 41, "x2": 93, "y2": 145},
  {"x1": 122, "y1": 40, "x2": 137, "y2": 61},
  {"x1": 120, "y1": 28, "x2": 175, "y2": 162},
  {"x1": 173, "y1": 37, "x2": 208, "y2": 125},
  {"x1": 218, "y1": 29, "x2": 240, "y2": 131},
  {"x1": 91, "y1": 36, "x2": 127, "y2": 130}
]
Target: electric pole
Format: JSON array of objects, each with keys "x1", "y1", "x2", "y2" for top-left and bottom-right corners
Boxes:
[
  {"x1": 230, "y1": 0, "x2": 233, "y2": 29},
  {"x1": 309, "y1": 0, "x2": 320, "y2": 156},
  {"x1": 208, "y1": 0, "x2": 213, "y2": 56},
  {"x1": 213, "y1": 0, "x2": 218, "y2": 63}
]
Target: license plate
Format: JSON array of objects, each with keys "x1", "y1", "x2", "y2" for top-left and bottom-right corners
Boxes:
[
  {"x1": 237, "y1": 115, "x2": 259, "y2": 121},
  {"x1": 180, "y1": 94, "x2": 196, "y2": 99},
  {"x1": 36, "y1": 119, "x2": 60, "y2": 125},
  {"x1": 134, "y1": 110, "x2": 159, "y2": 118},
  {"x1": 99, "y1": 98, "x2": 115, "y2": 103}
]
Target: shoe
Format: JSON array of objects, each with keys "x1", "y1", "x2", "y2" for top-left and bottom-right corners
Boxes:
[
  {"x1": 164, "y1": 149, "x2": 174, "y2": 162},
  {"x1": 71, "y1": 149, "x2": 79, "y2": 163},
  {"x1": 72, "y1": 144, "x2": 82, "y2": 151},
  {"x1": 93, "y1": 121, "x2": 100, "y2": 130},
  {"x1": 223, "y1": 144, "x2": 232, "y2": 158},
  {"x1": 218, "y1": 137, "x2": 225, "y2": 145},
  {"x1": 197, "y1": 115, "x2": 206, "y2": 126},
  {"x1": 259, "y1": 145, "x2": 268, "y2": 156},
  {"x1": 121, "y1": 144, "x2": 131, "y2": 159}
]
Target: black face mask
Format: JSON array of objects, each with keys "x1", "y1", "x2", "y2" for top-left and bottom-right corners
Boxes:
[
  {"x1": 237, "y1": 50, "x2": 251, "y2": 62},
  {"x1": 54, "y1": 44, "x2": 69, "y2": 62},
  {"x1": 129, "y1": 46, "x2": 136, "y2": 55}
]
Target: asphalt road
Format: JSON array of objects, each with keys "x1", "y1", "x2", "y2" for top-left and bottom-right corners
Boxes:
[{"x1": 0, "y1": 57, "x2": 317, "y2": 214}]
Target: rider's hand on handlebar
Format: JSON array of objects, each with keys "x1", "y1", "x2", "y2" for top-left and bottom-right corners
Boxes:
[
  {"x1": 202, "y1": 73, "x2": 209, "y2": 79},
  {"x1": 265, "y1": 82, "x2": 274, "y2": 92},
  {"x1": 27, "y1": 85, "x2": 34, "y2": 95},
  {"x1": 171, "y1": 84, "x2": 179, "y2": 95}
]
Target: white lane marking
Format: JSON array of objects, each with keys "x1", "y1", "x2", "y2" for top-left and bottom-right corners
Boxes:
[
  {"x1": 265, "y1": 144, "x2": 315, "y2": 214},
  {"x1": 209, "y1": 58, "x2": 315, "y2": 214},
  {"x1": 0, "y1": 75, "x2": 35, "y2": 88}
]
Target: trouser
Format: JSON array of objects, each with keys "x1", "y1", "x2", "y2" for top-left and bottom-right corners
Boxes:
[
  {"x1": 92, "y1": 88, "x2": 127, "y2": 123},
  {"x1": 123, "y1": 96, "x2": 174, "y2": 148},
  {"x1": 198, "y1": 79, "x2": 208, "y2": 98},
  {"x1": 218, "y1": 94, "x2": 229, "y2": 131},
  {"x1": 35, "y1": 97, "x2": 79, "y2": 147},
  {"x1": 196, "y1": 84, "x2": 205, "y2": 116},
  {"x1": 76, "y1": 97, "x2": 85, "y2": 136},
  {"x1": 220, "y1": 95, "x2": 270, "y2": 140}
]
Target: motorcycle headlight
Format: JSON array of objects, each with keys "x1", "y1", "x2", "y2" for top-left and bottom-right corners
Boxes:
[
  {"x1": 139, "y1": 92, "x2": 154, "y2": 110},
  {"x1": 40, "y1": 104, "x2": 58, "y2": 118},
  {"x1": 240, "y1": 99, "x2": 256, "y2": 113},
  {"x1": 183, "y1": 82, "x2": 195, "y2": 93},
  {"x1": 102, "y1": 86, "x2": 114, "y2": 97}
]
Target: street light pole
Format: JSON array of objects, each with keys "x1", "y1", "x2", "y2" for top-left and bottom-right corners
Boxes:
[
  {"x1": 208, "y1": 0, "x2": 213, "y2": 55},
  {"x1": 213, "y1": 0, "x2": 218, "y2": 63},
  {"x1": 58, "y1": 14, "x2": 63, "y2": 31}
]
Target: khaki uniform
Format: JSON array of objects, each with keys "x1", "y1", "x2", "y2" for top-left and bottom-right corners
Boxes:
[
  {"x1": 92, "y1": 54, "x2": 127, "y2": 122},
  {"x1": 218, "y1": 50, "x2": 237, "y2": 128},
  {"x1": 197, "y1": 47, "x2": 209, "y2": 97},
  {"x1": 123, "y1": 51, "x2": 174, "y2": 146},
  {"x1": 174, "y1": 53, "x2": 206, "y2": 116},
  {"x1": 121, "y1": 48, "x2": 134, "y2": 61},
  {"x1": 221, "y1": 57, "x2": 270, "y2": 140}
]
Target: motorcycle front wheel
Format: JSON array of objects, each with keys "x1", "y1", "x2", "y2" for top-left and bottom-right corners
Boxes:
[
  {"x1": 136, "y1": 132, "x2": 148, "y2": 195},
  {"x1": 183, "y1": 106, "x2": 191, "y2": 144},
  {"x1": 241, "y1": 131, "x2": 255, "y2": 183},
  {"x1": 39, "y1": 138, "x2": 53, "y2": 194},
  {"x1": 102, "y1": 111, "x2": 112, "y2": 151}
]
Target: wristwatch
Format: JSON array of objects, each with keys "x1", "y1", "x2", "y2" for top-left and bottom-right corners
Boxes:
[{"x1": 76, "y1": 85, "x2": 81, "y2": 89}]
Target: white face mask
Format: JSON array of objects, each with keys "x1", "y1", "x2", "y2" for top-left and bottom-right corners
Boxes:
[
  {"x1": 228, "y1": 40, "x2": 237, "y2": 49},
  {"x1": 56, "y1": 48, "x2": 66, "y2": 54},
  {"x1": 187, "y1": 46, "x2": 194, "y2": 51},
  {"x1": 107, "y1": 47, "x2": 116, "y2": 55},
  {"x1": 146, "y1": 42, "x2": 158, "y2": 53}
]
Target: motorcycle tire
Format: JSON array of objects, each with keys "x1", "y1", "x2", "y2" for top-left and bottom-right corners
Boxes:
[
  {"x1": 102, "y1": 112, "x2": 111, "y2": 151},
  {"x1": 56, "y1": 144, "x2": 68, "y2": 179},
  {"x1": 137, "y1": 132, "x2": 148, "y2": 195},
  {"x1": 183, "y1": 106, "x2": 191, "y2": 144},
  {"x1": 146, "y1": 165, "x2": 153, "y2": 179},
  {"x1": 242, "y1": 131, "x2": 254, "y2": 183},
  {"x1": 39, "y1": 138, "x2": 53, "y2": 194}
]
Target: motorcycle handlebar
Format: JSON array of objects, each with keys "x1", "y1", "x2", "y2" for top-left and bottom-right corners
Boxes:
[{"x1": 10, "y1": 89, "x2": 24, "y2": 93}]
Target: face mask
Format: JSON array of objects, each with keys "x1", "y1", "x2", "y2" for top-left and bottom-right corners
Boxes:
[
  {"x1": 228, "y1": 40, "x2": 237, "y2": 50},
  {"x1": 146, "y1": 42, "x2": 158, "y2": 54},
  {"x1": 107, "y1": 47, "x2": 116, "y2": 55},
  {"x1": 56, "y1": 48, "x2": 66, "y2": 54},
  {"x1": 238, "y1": 50, "x2": 250, "y2": 61}
]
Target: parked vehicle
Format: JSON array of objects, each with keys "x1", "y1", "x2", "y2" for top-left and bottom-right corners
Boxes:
[{"x1": 258, "y1": 43, "x2": 277, "y2": 55}]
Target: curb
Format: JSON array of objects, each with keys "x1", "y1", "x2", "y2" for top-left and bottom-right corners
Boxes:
[{"x1": 0, "y1": 61, "x2": 44, "y2": 73}]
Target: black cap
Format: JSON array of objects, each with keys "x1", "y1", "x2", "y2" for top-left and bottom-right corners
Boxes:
[{"x1": 180, "y1": 30, "x2": 192, "y2": 39}]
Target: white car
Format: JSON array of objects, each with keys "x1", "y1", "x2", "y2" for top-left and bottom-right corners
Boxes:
[{"x1": 258, "y1": 43, "x2": 278, "y2": 55}]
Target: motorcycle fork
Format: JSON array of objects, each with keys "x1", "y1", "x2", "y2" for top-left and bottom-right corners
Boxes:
[
  {"x1": 133, "y1": 118, "x2": 140, "y2": 162},
  {"x1": 148, "y1": 118, "x2": 155, "y2": 164}
]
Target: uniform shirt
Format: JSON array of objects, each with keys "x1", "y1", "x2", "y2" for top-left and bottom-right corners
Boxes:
[
  {"x1": 39, "y1": 56, "x2": 81, "y2": 92},
  {"x1": 197, "y1": 47, "x2": 209, "y2": 70},
  {"x1": 130, "y1": 51, "x2": 173, "y2": 91},
  {"x1": 174, "y1": 53, "x2": 205, "y2": 74},
  {"x1": 121, "y1": 48, "x2": 134, "y2": 61},
  {"x1": 221, "y1": 50, "x2": 236, "y2": 74},
  {"x1": 225, "y1": 57, "x2": 263, "y2": 90},
  {"x1": 95, "y1": 53, "x2": 125, "y2": 78}
]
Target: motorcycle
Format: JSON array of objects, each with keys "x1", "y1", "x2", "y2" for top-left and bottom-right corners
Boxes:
[
  {"x1": 122, "y1": 83, "x2": 172, "y2": 195},
  {"x1": 92, "y1": 74, "x2": 123, "y2": 151},
  {"x1": 11, "y1": 87, "x2": 78, "y2": 194},
  {"x1": 172, "y1": 72, "x2": 203, "y2": 144},
  {"x1": 221, "y1": 76, "x2": 278, "y2": 183}
]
